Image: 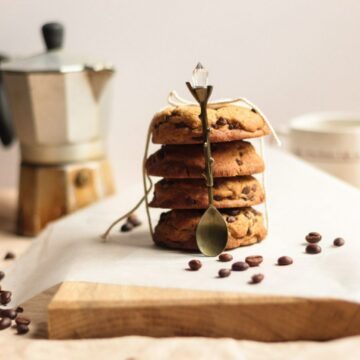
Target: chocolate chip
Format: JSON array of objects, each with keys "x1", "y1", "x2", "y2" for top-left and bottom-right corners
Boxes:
[
  {"x1": 245, "y1": 255, "x2": 263, "y2": 267},
  {"x1": 236, "y1": 159, "x2": 243, "y2": 166},
  {"x1": 305, "y1": 232, "x2": 322, "y2": 244},
  {"x1": 213, "y1": 195, "x2": 223, "y2": 201},
  {"x1": 306, "y1": 244, "x2": 322, "y2": 254},
  {"x1": 226, "y1": 216, "x2": 237, "y2": 224},
  {"x1": 218, "y1": 269, "x2": 231, "y2": 278},
  {"x1": 16, "y1": 307, "x2": 24, "y2": 313},
  {"x1": 212, "y1": 123, "x2": 220, "y2": 129},
  {"x1": 224, "y1": 209, "x2": 241, "y2": 216},
  {"x1": 186, "y1": 197, "x2": 197, "y2": 205},
  {"x1": 0, "y1": 317, "x2": 11, "y2": 330},
  {"x1": 251, "y1": 273, "x2": 264, "y2": 284},
  {"x1": 218, "y1": 253, "x2": 233, "y2": 262},
  {"x1": 216, "y1": 117, "x2": 227, "y2": 126},
  {"x1": 333, "y1": 237, "x2": 345, "y2": 247},
  {"x1": 16, "y1": 324, "x2": 29, "y2": 335},
  {"x1": 232, "y1": 261, "x2": 249, "y2": 271},
  {"x1": 174, "y1": 122, "x2": 188, "y2": 129},
  {"x1": 251, "y1": 108, "x2": 257, "y2": 113},
  {"x1": 0, "y1": 308, "x2": 17, "y2": 319},
  {"x1": 4, "y1": 252, "x2": 15, "y2": 260},
  {"x1": 15, "y1": 316, "x2": 31, "y2": 326},
  {"x1": 251, "y1": 184, "x2": 257, "y2": 191},
  {"x1": 127, "y1": 213, "x2": 141, "y2": 227},
  {"x1": 242, "y1": 186, "x2": 251, "y2": 195},
  {"x1": 277, "y1": 256, "x2": 293, "y2": 266},
  {"x1": 120, "y1": 222, "x2": 134, "y2": 232},
  {"x1": 0, "y1": 290, "x2": 12, "y2": 305},
  {"x1": 228, "y1": 124, "x2": 235, "y2": 130},
  {"x1": 0, "y1": 271, "x2": 5, "y2": 281},
  {"x1": 188, "y1": 259, "x2": 202, "y2": 271}
]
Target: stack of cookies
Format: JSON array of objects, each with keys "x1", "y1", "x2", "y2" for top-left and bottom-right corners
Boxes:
[{"x1": 145, "y1": 105, "x2": 270, "y2": 251}]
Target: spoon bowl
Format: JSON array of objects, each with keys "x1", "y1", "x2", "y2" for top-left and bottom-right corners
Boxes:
[{"x1": 196, "y1": 205, "x2": 228, "y2": 256}]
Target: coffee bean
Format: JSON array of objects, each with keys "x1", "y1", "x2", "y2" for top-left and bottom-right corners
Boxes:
[
  {"x1": 226, "y1": 216, "x2": 236, "y2": 223},
  {"x1": 188, "y1": 259, "x2": 202, "y2": 271},
  {"x1": 305, "y1": 232, "x2": 322, "y2": 244},
  {"x1": 218, "y1": 253, "x2": 233, "y2": 262},
  {"x1": 245, "y1": 255, "x2": 263, "y2": 267},
  {"x1": 15, "y1": 316, "x2": 31, "y2": 326},
  {"x1": 224, "y1": 208, "x2": 241, "y2": 216},
  {"x1": 306, "y1": 244, "x2": 322, "y2": 254},
  {"x1": 232, "y1": 261, "x2": 249, "y2": 271},
  {"x1": 16, "y1": 324, "x2": 29, "y2": 335},
  {"x1": 251, "y1": 273, "x2": 264, "y2": 284},
  {"x1": 16, "y1": 306, "x2": 24, "y2": 313},
  {"x1": 334, "y1": 237, "x2": 345, "y2": 247},
  {"x1": 0, "y1": 290, "x2": 12, "y2": 305},
  {"x1": 0, "y1": 317, "x2": 11, "y2": 330},
  {"x1": 4, "y1": 252, "x2": 15, "y2": 260},
  {"x1": 216, "y1": 117, "x2": 227, "y2": 126},
  {"x1": 127, "y1": 213, "x2": 141, "y2": 227},
  {"x1": 218, "y1": 269, "x2": 231, "y2": 278},
  {"x1": 0, "y1": 271, "x2": 4, "y2": 281},
  {"x1": 242, "y1": 186, "x2": 251, "y2": 195},
  {"x1": 277, "y1": 256, "x2": 293, "y2": 266},
  {"x1": 0, "y1": 308, "x2": 17, "y2": 319},
  {"x1": 120, "y1": 222, "x2": 133, "y2": 232}
]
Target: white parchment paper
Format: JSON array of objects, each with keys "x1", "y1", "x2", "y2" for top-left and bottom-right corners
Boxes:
[{"x1": 3, "y1": 148, "x2": 360, "y2": 306}]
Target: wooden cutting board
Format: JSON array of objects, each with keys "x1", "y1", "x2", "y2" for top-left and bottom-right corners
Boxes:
[{"x1": 46, "y1": 281, "x2": 360, "y2": 340}]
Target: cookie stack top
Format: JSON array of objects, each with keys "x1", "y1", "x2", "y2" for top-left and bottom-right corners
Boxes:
[{"x1": 145, "y1": 104, "x2": 270, "y2": 251}]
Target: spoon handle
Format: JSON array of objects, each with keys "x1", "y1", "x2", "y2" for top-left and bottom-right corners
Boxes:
[{"x1": 185, "y1": 83, "x2": 214, "y2": 206}]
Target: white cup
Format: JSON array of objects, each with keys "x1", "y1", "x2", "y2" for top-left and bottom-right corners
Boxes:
[{"x1": 284, "y1": 112, "x2": 360, "y2": 188}]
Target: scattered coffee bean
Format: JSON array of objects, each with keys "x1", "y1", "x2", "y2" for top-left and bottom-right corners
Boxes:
[
  {"x1": 120, "y1": 222, "x2": 134, "y2": 232},
  {"x1": 245, "y1": 255, "x2": 263, "y2": 267},
  {"x1": 226, "y1": 216, "x2": 236, "y2": 223},
  {"x1": 3, "y1": 252, "x2": 15, "y2": 260},
  {"x1": 188, "y1": 259, "x2": 202, "y2": 271},
  {"x1": 251, "y1": 273, "x2": 264, "y2": 284},
  {"x1": 0, "y1": 317, "x2": 11, "y2": 330},
  {"x1": 16, "y1": 324, "x2": 29, "y2": 335},
  {"x1": 218, "y1": 253, "x2": 233, "y2": 262},
  {"x1": 306, "y1": 244, "x2": 322, "y2": 254},
  {"x1": 16, "y1": 306, "x2": 24, "y2": 313},
  {"x1": 0, "y1": 308, "x2": 17, "y2": 319},
  {"x1": 0, "y1": 290, "x2": 12, "y2": 305},
  {"x1": 218, "y1": 269, "x2": 231, "y2": 278},
  {"x1": 305, "y1": 232, "x2": 322, "y2": 244},
  {"x1": 277, "y1": 256, "x2": 293, "y2": 266},
  {"x1": 127, "y1": 213, "x2": 141, "y2": 227},
  {"x1": 232, "y1": 261, "x2": 249, "y2": 271},
  {"x1": 0, "y1": 271, "x2": 5, "y2": 281},
  {"x1": 334, "y1": 237, "x2": 345, "y2": 247},
  {"x1": 15, "y1": 316, "x2": 31, "y2": 326}
]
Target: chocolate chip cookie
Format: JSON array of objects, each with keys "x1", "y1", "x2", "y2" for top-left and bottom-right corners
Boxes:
[
  {"x1": 152, "y1": 105, "x2": 270, "y2": 144},
  {"x1": 153, "y1": 208, "x2": 267, "y2": 251},
  {"x1": 146, "y1": 141, "x2": 264, "y2": 178},
  {"x1": 150, "y1": 176, "x2": 264, "y2": 209}
]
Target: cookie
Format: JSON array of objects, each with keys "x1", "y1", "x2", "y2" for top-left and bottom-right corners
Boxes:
[
  {"x1": 150, "y1": 176, "x2": 264, "y2": 209},
  {"x1": 153, "y1": 208, "x2": 267, "y2": 251},
  {"x1": 152, "y1": 105, "x2": 270, "y2": 144},
  {"x1": 146, "y1": 141, "x2": 264, "y2": 178}
]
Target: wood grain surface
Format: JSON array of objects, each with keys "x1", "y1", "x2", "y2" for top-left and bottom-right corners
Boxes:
[{"x1": 48, "y1": 281, "x2": 360, "y2": 341}]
